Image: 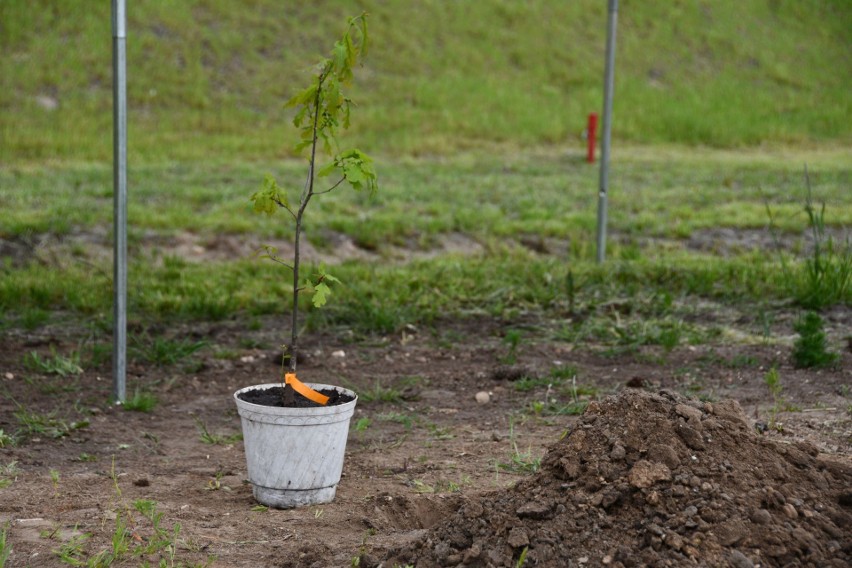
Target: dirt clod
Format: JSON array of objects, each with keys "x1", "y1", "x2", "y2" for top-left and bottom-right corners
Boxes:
[{"x1": 384, "y1": 389, "x2": 852, "y2": 567}]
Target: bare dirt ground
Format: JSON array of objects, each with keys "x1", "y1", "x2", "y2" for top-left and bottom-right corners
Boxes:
[{"x1": 1, "y1": 311, "x2": 850, "y2": 567}]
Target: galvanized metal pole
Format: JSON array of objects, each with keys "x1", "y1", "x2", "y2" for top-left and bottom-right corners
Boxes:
[
  {"x1": 596, "y1": 0, "x2": 618, "y2": 263},
  {"x1": 112, "y1": 0, "x2": 127, "y2": 403}
]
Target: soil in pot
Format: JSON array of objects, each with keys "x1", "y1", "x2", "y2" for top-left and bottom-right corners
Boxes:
[{"x1": 237, "y1": 385, "x2": 355, "y2": 408}]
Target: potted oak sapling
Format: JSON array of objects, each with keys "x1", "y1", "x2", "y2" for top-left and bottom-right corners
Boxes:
[{"x1": 233, "y1": 13, "x2": 377, "y2": 509}]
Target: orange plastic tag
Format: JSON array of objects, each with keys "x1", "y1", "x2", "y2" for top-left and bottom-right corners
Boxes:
[{"x1": 285, "y1": 373, "x2": 330, "y2": 405}]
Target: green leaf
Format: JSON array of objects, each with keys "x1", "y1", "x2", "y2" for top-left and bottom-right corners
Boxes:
[
  {"x1": 250, "y1": 175, "x2": 285, "y2": 215},
  {"x1": 317, "y1": 161, "x2": 336, "y2": 177},
  {"x1": 285, "y1": 84, "x2": 317, "y2": 108},
  {"x1": 332, "y1": 41, "x2": 347, "y2": 75},
  {"x1": 312, "y1": 282, "x2": 331, "y2": 308}
]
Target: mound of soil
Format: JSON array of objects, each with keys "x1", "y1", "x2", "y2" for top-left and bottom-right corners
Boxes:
[{"x1": 383, "y1": 390, "x2": 851, "y2": 567}]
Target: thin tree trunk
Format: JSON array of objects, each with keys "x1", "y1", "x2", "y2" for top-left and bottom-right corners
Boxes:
[{"x1": 283, "y1": 74, "x2": 324, "y2": 406}]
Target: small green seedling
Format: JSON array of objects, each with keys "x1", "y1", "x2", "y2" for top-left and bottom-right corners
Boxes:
[
  {"x1": 792, "y1": 311, "x2": 838, "y2": 368},
  {"x1": 251, "y1": 12, "x2": 377, "y2": 405},
  {"x1": 764, "y1": 367, "x2": 783, "y2": 430}
]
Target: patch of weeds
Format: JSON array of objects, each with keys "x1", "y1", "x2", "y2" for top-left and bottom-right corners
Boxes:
[
  {"x1": 75, "y1": 453, "x2": 98, "y2": 462},
  {"x1": 0, "y1": 522, "x2": 10, "y2": 568},
  {"x1": 206, "y1": 471, "x2": 228, "y2": 492},
  {"x1": 22, "y1": 374, "x2": 82, "y2": 396},
  {"x1": 425, "y1": 422, "x2": 454, "y2": 441},
  {"x1": 527, "y1": 376, "x2": 595, "y2": 417},
  {"x1": 238, "y1": 337, "x2": 267, "y2": 349},
  {"x1": 194, "y1": 417, "x2": 242, "y2": 445},
  {"x1": 410, "y1": 479, "x2": 435, "y2": 494},
  {"x1": 14, "y1": 407, "x2": 89, "y2": 440},
  {"x1": 54, "y1": 531, "x2": 90, "y2": 566},
  {"x1": 0, "y1": 462, "x2": 19, "y2": 489},
  {"x1": 132, "y1": 335, "x2": 207, "y2": 367},
  {"x1": 513, "y1": 375, "x2": 553, "y2": 392},
  {"x1": 353, "y1": 417, "x2": 371, "y2": 432},
  {"x1": 513, "y1": 365, "x2": 576, "y2": 393},
  {"x1": 23, "y1": 348, "x2": 83, "y2": 376},
  {"x1": 767, "y1": 169, "x2": 852, "y2": 309},
  {"x1": 87, "y1": 343, "x2": 112, "y2": 368},
  {"x1": 0, "y1": 430, "x2": 15, "y2": 449},
  {"x1": 727, "y1": 354, "x2": 760, "y2": 369},
  {"x1": 356, "y1": 380, "x2": 403, "y2": 403},
  {"x1": 377, "y1": 412, "x2": 415, "y2": 429},
  {"x1": 496, "y1": 421, "x2": 541, "y2": 475},
  {"x1": 20, "y1": 307, "x2": 50, "y2": 330},
  {"x1": 122, "y1": 389, "x2": 158, "y2": 413},
  {"x1": 549, "y1": 365, "x2": 579, "y2": 381},
  {"x1": 438, "y1": 475, "x2": 471, "y2": 493},
  {"x1": 500, "y1": 329, "x2": 524, "y2": 365},
  {"x1": 213, "y1": 348, "x2": 240, "y2": 360}
]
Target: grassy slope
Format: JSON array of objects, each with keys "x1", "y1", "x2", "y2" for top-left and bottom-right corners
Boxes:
[{"x1": 1, "y1": 0, "x2": 850, "y2": 162}]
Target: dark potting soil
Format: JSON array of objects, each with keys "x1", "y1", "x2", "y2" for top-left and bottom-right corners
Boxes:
[{"x1": 238, "y1": 386, "x2": 354, "y2": 408}]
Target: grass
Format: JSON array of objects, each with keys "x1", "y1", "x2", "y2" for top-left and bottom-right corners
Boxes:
[
  {"x1": 48, "y1": 499, "x2": 209, "y2": 568},
  {"x1": 0, "y1": 462, "x2": 19, "y2": 490},
  {"x1": 767, "y1": 167, "x2": 852, "y2": 310},
  {"x1": 131, "y1": 336, "x2": 207, "y2": 367},
  {"x1": 13, "y1": 407, "x2": 89, "y2": 441},
  {"x1": 496, "y1": 420, "x2": 542, "y2": 475},
  {"x1": 356, "y1": 380, "x2": 404, "y2": 404},
  {"x1": 1, "y1": 1, "x2": 850, "y2": 163},
  {"x1": 0, "y1": 523, "x2": 10, "y2": 568},
  {"x1": 23, "y1": 348, "x2": 83, "y2": 377},
  {"x1": 194, "y1": 417, "x2": 242, "y2": 445},
  {"x1": 122, "y1": 389, "x2": 158, "y2": 413}
]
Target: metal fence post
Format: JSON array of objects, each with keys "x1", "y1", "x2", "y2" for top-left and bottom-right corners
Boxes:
[
  {"x1": 112, "y1": 0, "x2": 127, "y2": 403},
  {"x1": 596, "y1": 0, "x2": 618, "y2": 264}
]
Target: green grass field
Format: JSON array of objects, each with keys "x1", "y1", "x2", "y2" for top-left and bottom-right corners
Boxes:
[
  {"x1": 1, "y1": 1, "x2": 850, "y2": 338},
  {"x1": 1, "y1": 0, "x2": 850, "y2": 162}
]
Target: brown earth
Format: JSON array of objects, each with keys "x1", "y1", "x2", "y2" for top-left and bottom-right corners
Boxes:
[{"x1": 0, "y1": 314, "x2": 850, "y2": 567}]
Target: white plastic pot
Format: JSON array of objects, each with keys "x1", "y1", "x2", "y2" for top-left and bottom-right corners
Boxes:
[{"x1": 233, "y1": 382, "x2": 357, "y2": 509}]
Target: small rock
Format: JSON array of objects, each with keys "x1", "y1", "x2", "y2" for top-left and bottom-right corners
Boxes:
[
  {"x1": 782, "y1": 503, "x2": 798, "y2": 519},
  {"x1": 507, "y1": 526, "x2": 529, "y2": 548},
  {"x1": 602, "y1": 555, "x2": 613, "y2": 565},
  {"x1": 3, "y1": 372, "x2": 13, "y2": 380},
  {"x1": 750, "y1": 508, "x2": 772, "y2": 524},
  {"x1": 675, "y1": 403, "x2": 703, "y2": 423},
  {"x1": 331, "y1": 350, "x2": 346, "y2": 358},
  {"x1": 648, "y1": 444, "x2": 681, "y2": 469},
  {"x1": 463, "y1": 543, "x2": 481, "y2": 563},
  {"x1": 628, "y1": 460, "x2": 672, "y2": 489},
  {"x1": 646, "y1": 490, "x2": 661, "y2": 505},
  {"x1": 676, "y1": 422, "x2": 706, "y2": 450},
  {"x1": 666, "y1": 533, "x2": 684, "y2": 551},
  {"x1": 610, "y1": 444, "x2": 626, "y2": 460},
  {"x1": 475, "y1": 391, "x2": 491, "y2": 404},
  {"x1": 516, "y1": 501, "x2": 552, "y2": 519},
  {"x1": 729, "y1": 550, "x2": 754, "y2": 568}
]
